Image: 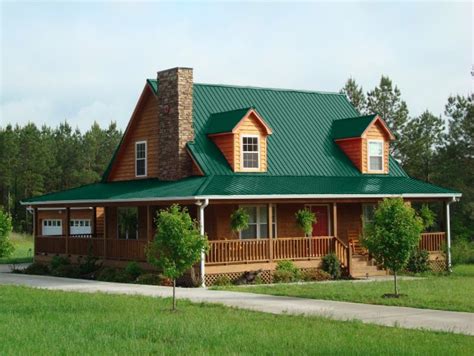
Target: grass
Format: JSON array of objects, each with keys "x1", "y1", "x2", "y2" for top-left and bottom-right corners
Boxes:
[
  {"x1": 0, "y1": 286, "x2": 472, "y2": 355},
  {"x1": 0, "y1": 232, "x2": 33, "y2": 264},
  {"x1": 216, "y1": 265, "x2": 474, "y2": 313}
]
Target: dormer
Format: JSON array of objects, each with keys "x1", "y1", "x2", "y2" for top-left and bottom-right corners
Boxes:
[
  {"x1": 332, "y1": 114, "x2": 395, "y2": 174},
  {"x1": 207, "y1": 108, "x2": 272, "y2": 172}
]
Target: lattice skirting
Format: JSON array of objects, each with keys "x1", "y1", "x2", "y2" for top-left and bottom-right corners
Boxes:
[{"x1": 429, "y1": 259, "x2": 447, "y2": 273}]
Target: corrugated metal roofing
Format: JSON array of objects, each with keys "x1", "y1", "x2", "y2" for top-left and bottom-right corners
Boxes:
[
  {"x1": 23, "y1": 175, "x2": 459, "y2": 204},
  {"x1": 206, "y1": 107, "x2": 251, "y2": 135},
  {"x1": 332, "y1": 114, "x2": 377, "y2": 140}
]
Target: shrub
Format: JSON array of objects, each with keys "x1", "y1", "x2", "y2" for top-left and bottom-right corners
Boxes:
[
  {"x1": 301, "y1": 269, "x2": 332, "y2": 282},
  {"x1": 0, "y1": 209, "x2": 14, "y2": 258},
  {"x1": 135, "y1": 273, "x2": 164, "y2": 285},
  {"x1": 125, "y1": 261, "x2": 143, "y2": 280},
  {"x1": 51, "y1": 264, "x2": 81, "y2": 278},
  {"x1": 78, "y1": 254, "x2": 101, "y2": 275},
  {"x1": 273, "y1": 260, "x2": 301, "y2": 283},
  {"x1": 273, "y1": 269, "x2": 295, "y2": 283},
  {"x1": 295, "y1": 209, "x2": 316, "y2": 236},
  {"x1": 322, "y1": 253, "x2": 341, "y2": 279},
  {"x1": 213, "y1": 275, "x2": 232, "y2": 286},
  {"x1": 23, "y1": 262, "x2": 50, "y2": 275},
  {"x1": 406, "y1": 250, "x2": 430, "y2": 273},
  {"x1": 451, "y1": 239, "x2": 474, "y2": 265},
  {"x1": 50, "y1": 256, "x2": 70, "y2": 270},
  {"x1": 96, "y1": 267, "x2": 118, "y2": 282}
]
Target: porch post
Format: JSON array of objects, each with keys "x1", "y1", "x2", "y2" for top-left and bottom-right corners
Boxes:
[
  {"x1": 93, "y1": 207, "x2": 97, "y2": 237},
  {"x1": 65, "y1": 207, "x2": 70, "y2": 255},
  {"x1": 103, "y1": 207, "x2": 107, "y2": 259},
  {"x1": 446, "y1": 198, "x2": 454, "y2": 272},
  {"x1": 332, "y1": 203, "x2": 338, "y2": 237},
  {"x1": 268, "y1": 204, "x2": 273, "y2": 262},
  {"x1": 198, "y1": 199, "x2": 209, "y2": 287}
]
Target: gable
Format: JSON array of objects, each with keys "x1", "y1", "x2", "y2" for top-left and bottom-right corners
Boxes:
[{"x1": 107, "y1": 85, "x2": 159, "y2": 181}]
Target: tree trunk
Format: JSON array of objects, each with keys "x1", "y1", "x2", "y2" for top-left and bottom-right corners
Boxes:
[
  {"x1": 172, "y1": 278, "x2": 176, "y2": 311},
  {"x1": 393, "y1": 271, "x2": 398, "y2": 296}
]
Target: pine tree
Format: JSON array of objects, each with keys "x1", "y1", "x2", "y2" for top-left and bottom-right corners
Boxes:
[{"x1": 340, "y1": 78, "x2": 366, "y2": 114}]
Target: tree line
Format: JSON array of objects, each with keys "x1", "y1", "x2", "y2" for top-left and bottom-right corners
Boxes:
[
  {"x1": 0, "y1": 122, "x2": 122, "y2": 231},
  {"x1": 0, "y1": 76, "x2": 472, "y2": 242}
]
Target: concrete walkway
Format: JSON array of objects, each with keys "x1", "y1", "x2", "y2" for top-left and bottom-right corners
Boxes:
[{"x1": 0, "y1": 273, "x2": 473, "y2": 336}]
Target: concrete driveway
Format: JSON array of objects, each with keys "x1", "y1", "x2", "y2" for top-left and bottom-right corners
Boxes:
[{"x1": 0, "y1": 272, "x2": 473, "y2": 336}]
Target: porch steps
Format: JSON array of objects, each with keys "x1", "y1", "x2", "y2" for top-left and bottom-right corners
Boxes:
[{"x1": 350, "y1": 254, "x2": 387, "y2": 278}]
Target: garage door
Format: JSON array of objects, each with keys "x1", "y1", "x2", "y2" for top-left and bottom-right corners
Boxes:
[
  {"x1": 42, "y1": 219, "x2": 62, "y2": 236},
  {"x1": 70, "y1": 219, "x2": 92, "y2": 235}
]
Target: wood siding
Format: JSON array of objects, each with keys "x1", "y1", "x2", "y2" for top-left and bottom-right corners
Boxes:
[
  {"x1": 234, "y1": 112, "x2": 268, "y2": 172},
  {"x1": 209, "y1": 133, "x2": 234, "y2": 169},
  {"x1": 37, "y1": 208, "x2": 104, "y2": 236},
  {"x1": 336, "y1": 203, "x2": 362, "y2": 243},
  {"x1": 362, "y1": 120, "x2": 390, "y2": 174},
  {"x1": 335, "y1": 138, "x2": 363, "y2": 171},
  {"x1": 108, "y1": 88, "x2": 160, "y2": 181}
]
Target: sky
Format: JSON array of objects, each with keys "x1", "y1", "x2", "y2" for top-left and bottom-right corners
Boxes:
[{"x1": 1, "y1": 1, "x2": 472, "y2": 132}]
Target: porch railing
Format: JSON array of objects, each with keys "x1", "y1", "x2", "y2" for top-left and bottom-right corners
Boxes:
[{"x1": 419, "y1": 232, "x2": 446, "y2": 252}]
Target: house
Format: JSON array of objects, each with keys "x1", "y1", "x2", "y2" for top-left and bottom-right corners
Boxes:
[{"x1": 23, "y1": 67, "x2": 460, "y2": 286}]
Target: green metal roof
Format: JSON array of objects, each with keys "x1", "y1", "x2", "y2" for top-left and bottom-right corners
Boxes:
[
  {"x1": 23, "y1": 175, "x2": 459, "y2": 204},
  {"x1": 332, "y1": 114, "x2": 377, "y2": 140},
  {"x1": 22, "y1": 79, "x2": 460, "y2": 205},
  {"x1": 206, "y1": 107, "x2": 252, "y2": 135}
]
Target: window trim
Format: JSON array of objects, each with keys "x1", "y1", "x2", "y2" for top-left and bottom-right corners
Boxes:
[
  {"x1": 238, "y1": 204, "x2": 277, "y2": 240},
  {"x1": 117, "y1": 207, "x2": 139, "y2": 240},
  {"x1": 135, "y1": 140, "x2": 147, "y2": 177},
  {"x1": 240, "y1": 134, "x2": 260, "y2": 171},
  {"x1": 367, "y1": 139, "x2": 384, "y2": 172}
]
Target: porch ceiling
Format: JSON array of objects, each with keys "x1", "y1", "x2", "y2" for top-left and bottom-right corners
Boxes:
[{"x1": 22, "y1": 175, "x2": 460, "y2": 205}]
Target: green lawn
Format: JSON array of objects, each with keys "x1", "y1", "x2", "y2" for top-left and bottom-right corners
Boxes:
[
  {"x1": 0, "y1": 286, "x2": 472, "y2": 355},
  {"x1": 0, "y1": 232, "x2": 33, "y2": 264},
  {"x1": 216, "y1": 265, "x2": 474, "y2": 313}
]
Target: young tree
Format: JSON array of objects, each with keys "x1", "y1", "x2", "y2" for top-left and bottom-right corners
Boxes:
[
  {"x1": 362, "y1": 198, "x2": 423, "y2": 296},
  {"x1": 147, "y1": 204, "x2": 208, "y2": 310},
  {"x1": 340, "y1": 78, "x2": 366, "y2": 114},
  {"x1": 366, "y1": 76, "x2": 409, "y2": 159},
  {"x1": 0, "y1": 208, "x2": 14, "y2": 258}
]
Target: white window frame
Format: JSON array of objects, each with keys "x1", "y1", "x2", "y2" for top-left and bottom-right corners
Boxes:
[
  {"x1": 135, "y1": 140, "x2": 147, "y2": 177},
  {"x1": 241, "y1": 134, "x2": 260, "y2": 171},
  {"x1": 239, "y1": 204, "x2": 277, "y2": 240},
  {"x1": 367, "y1": 139, "x2": 384, "y2": 172},
  {"x1": 42, "y1": 219, "x2": 62, "y2": 236}
]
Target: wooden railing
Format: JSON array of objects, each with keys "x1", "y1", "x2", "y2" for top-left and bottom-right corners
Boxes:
[
  {"x1": 106, "y1": 239, "x2": 148, "y2": 261},
  {"x1": 334, "y1": 236, "x2": 349, "y2": 269},
  {"x1": 36, "y1": 236, "x2": 66, "y2": 255},
  {"x1": 419, "y1": 232, "x2": 446, "y2": 252},
  {"x1": 206, "y1": 236, "x2": 345, "y2": 265}
]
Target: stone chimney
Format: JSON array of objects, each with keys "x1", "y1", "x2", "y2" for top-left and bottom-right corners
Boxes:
[{"x1": 157, "y1": 67, "x2": 194, "y2": 180}]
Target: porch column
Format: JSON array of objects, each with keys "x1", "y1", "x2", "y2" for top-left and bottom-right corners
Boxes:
[
  {"x1": 332, "y1": 203, "x2": 338, "y2": 237},
  {"x1": 268, "y1": 204, "x2": 273, "y2": 262},
  {"x1": 65, "y1": 207, "x2": 70, "y2": 255},
  {"x1": 93, "y1": 207, "x2": 97, "y2": 237},
  {"x1": 198, "y1": 199, "x2": 209, "y2": 287},
  {"x1": 446, "y1": 198, "x2": 454, "y2": 272},
  {"x1": 103, "y1": 207, "x2": 107, "y2": 259}
]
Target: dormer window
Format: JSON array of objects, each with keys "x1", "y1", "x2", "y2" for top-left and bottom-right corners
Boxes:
[
  {"x1": 368, "y1": 140, "x2": 383, "y2": 172},
  {"x1": 135, "y1": 141, "x2": 147, "y2": 177},
  {"x1": 242, "y1": 135, "x2": 260, "y2": 169}
]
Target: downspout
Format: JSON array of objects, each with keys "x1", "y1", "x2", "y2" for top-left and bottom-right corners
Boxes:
[
  {"x1": 446, "y1": 196, "x2": 457, "y2": 273},
  {"x1": 198, "y1": 198, "x2": 209, "y2": 287}
]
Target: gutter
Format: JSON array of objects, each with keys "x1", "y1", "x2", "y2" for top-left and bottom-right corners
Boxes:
[{"x1": 21, "y1": 192, "x2": 462, "y2": 206}]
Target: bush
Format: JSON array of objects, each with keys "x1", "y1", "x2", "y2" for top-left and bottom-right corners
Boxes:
[
  {"x1": 301, "y1": 269, "x2": 332, "y2": 282},
  {"x1": 51, "y1": 264, "x2": 81, "y2": 278},
  {"x1": 322, "y1": 253, "x2": 341, "y2": 279},
  {"x1": 0, "y1": 208, "x2": 14, "y2": 258},
  {"x1": 125, "y1": 261, "x2": 143, "y2": 280},
  {"x1": 136, "y1": 273, "x2": 164, "y2": 285},
  {"x1": 96, "y1": 267, "x2": 118, "y2": 282},
  {"x1": 78, "y1": 254, "x2": 101, "y2": 275},
  {"x1": 275, "y1": 260, "x2": 301, "y2": 281},
  {"x1": 23, "y1": 262, "x2": 50, "y2": 275},
  {"x1": 451, "y1": 239, "x2": 474, "y2": 265},
  {"x1": 406, "y1": 250, "x2": 430, "y2": 273},
  {"x1": 273, "y1": 269, "x2": 295, "y2": 283},
  {"x1": 213, "y1": 275, "x2": 232, "y2": 286},
  {"x1": 50, "y1": 256, "x2": 70, "y2": 270}
]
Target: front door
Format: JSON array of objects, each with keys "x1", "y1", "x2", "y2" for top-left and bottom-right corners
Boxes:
[{"x1": 310, "y1": 206, "x2": 329, "y2": 236}]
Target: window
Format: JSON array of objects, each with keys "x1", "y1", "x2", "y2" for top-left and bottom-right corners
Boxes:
[
  {"x1": 135, "y1": 141, "x2": 147, "y2": 177},
  {"x1": 70, "y1": 219, "x2": 92, "y2": 236},
  {"x1": 117, "y1": 207, "x2": 138, "y2": 240},
  {"x1": 362, "y1": 204, "x2": 376, "y2": 226},
  {"x1": 240, "y1": 205, "x2": 277, "y2": 239},
  {"x1": 242, "y1": 135, "x2": 260, "y2": 169},
  {"x1": 42, "y1": 219, "x2": 62, "y2": 236},
  {"x1": 368, "y1": 140, "x2": 383, "y2": 171}
]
